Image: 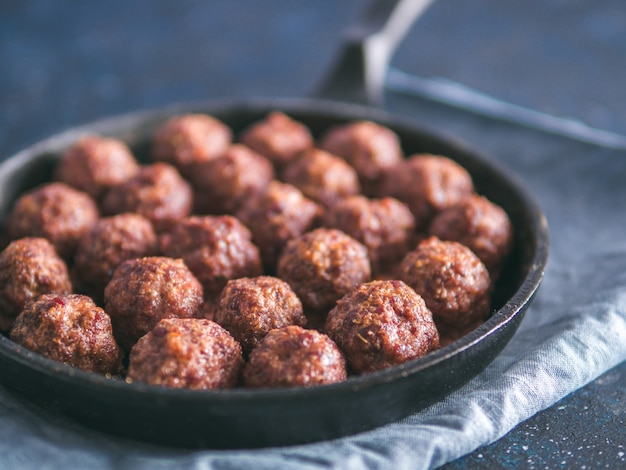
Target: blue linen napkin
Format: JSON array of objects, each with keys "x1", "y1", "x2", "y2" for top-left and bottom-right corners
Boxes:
[{"x1": 1, "y1": 94, "x2": 625, "y2": 469}]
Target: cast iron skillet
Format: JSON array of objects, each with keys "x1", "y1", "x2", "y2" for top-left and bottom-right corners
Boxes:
[{"x1": 0, "y1": 0, "x2": 548, "y2": 448}]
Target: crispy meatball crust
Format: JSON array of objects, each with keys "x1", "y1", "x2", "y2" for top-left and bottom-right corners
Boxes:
[
  {"x1": 101, "y1": 163, "x2": 192, "y2": 231},
  {"x1": 0, "y1": 237, "x2": 72, "y2": 331},
  {"x1": 239, "y1": 111, "x2": 313, "y2": 168},
  {"x1": 243, "y1": 325, "x2": 347, "y2": 388},
  {"x1": 428, "y1": 194, "x2": 514, "y2": 277},
  {"x1": 73, "y1": 213, "x2": 158, "y2": 303},
  {"x1": 325, "y1": 280, "x2": 440, "y2": 374},
  {"x1": 4, "y1": 182, "x2": 99, "y2": 260},
  {"x1": 104, "y1": 256, "x2": 204, "y2": 351},
  {"x1": 319, "y1": 120, "x2": 403, "y2": 195},
  {"x1": 189, "y1": 144, "x2": 275, "y2": 215},
  {"x1": 159, "y1": 215, "x2": 263, "y2": 299},
  {"x1": 214, "y1": 276, "x2": 306, "y2": 354},
  {"x1": 54, "y1": 135, "x2": 139, "y2": 201},
  {"x1": 152, "y1": 113, "x2": 232, "y2": 176},
  {"x1": 398, "y1": 236, "x2": 491, "y2": 333},
  {"x1": 277, "y1": 228, "x2": 371, "y2": 312},
  {"x1": 323, "y1": 195, "x2": 416, "y2": 274},
  {"x1": 281, "y1": 148, "x2": 361, "y2": 208},
  {"x1": 379, "y1": 154, "x2": 474, "y2": 230},
  {"x1": 236, "y1": 180, "x2": 322, "y2": 270},
  {"x1": 128, "y1": 318, "x2": 244, "y2": 390},
  {"x1": 10, "y1": 294, "x2": 124, "y2": 375}
]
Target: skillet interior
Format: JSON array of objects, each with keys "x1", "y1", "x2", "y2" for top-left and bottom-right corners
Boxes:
[{"x1": 0, "y1": 97, "x2": 548, "y2": 448}]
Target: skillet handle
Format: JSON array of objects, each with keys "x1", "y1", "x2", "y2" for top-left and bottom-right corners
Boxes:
[{"x1": 312, "y1": 0, "x2": 435, "y2": 106}]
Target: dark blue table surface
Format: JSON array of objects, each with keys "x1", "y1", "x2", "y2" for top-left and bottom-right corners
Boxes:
[{"x1": 1, "y1": 1, "x2": 624, "y2": 468}]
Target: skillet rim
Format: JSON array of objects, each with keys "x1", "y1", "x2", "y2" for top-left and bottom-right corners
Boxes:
[{"x1": 0, "y1": 96, "x2": 549, "y2": 406}]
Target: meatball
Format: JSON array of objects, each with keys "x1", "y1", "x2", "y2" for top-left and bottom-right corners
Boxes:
[
  {"x1": 128, "y1": 318, "x2": 243, "y2": 390},
  {"x1": 152, "y1": 113, "x2": 232, "y2": 177},
  {"x1": 104, "y1": 256, "x2": 204, "y2": 351},
  {"x1": 323, "y1": 195, "x2": 416, "y2": 275},
  {"x1": 277, "y1": 228, "x2": 371, "y2": 312},
  {"x1": 281, "y1": 148, "x2": 361, "y2": 208},
  {"x1": 214, "y1": 276, "x2": 307, "y2": 354},
  {"x1": 379, "y1": 154, "x2": 474, "y2": 230},
  {"x1": 54, "y1": 135, "x2": 139, "y2": 201},
  {"x1": 189, "y1": 144, "x2": 275, "y2": 215},
  {"x1": 239, "y1": 111, "x2": 313, "y2": 168},
  {"x1": 236, "y1": 181, "x2": 322, "y2": 270},
  {"x1": 73, "y1": 213, "x2": 158, "y2": 303},
  {"x1": 428, "y1": 194, "x2": 514, "y2": 278},
  {"x1": 159, "y1": 215, "x2": 263, "y2": 301},
  {"x1": 0, "y1": 237, "x2": 72, "y2": 331},
  {"x1": 101, "y1": 163, "x2": 192, "y2": 231},
  {"x1": 319, "y1": 120, "x2": 403, "y2": 195},
  {"x1": 4, "y1": 182, "x2": 99, "y2": 260},
  {"x1": 243, "y1": 325, "x2": 346, "y2": 388},
  {"x1": 398, "y1": 236, "x2": 491, "y2": 338},
  {"x1": 10, "y1": 294, "x2": 124, "y2": 375},
  {"x1": 325, "y1": 280, "x2": 440, "y2": 373}
]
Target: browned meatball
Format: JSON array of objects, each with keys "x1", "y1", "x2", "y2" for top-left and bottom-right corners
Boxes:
[
  {"x1": 281, "y1": 148, "x2": 361, "y2": 208},
  {"x1": 243, "y1": 325, "x2": 346, "y2": 388},
  {"x1": 4, "y1": 182, "x2": 99, "y2": 260},
  {"x1": 323, "y1": 195, "x2": 416, "y2": 275},
  {"x1": 73, "y1": 214, "x2": 158, "y2": 303},
  {"x1": 0, "y1": 237, "x2": 72, "y2": 331},
  {"x1": 236, "y1": 180, "x2": 322, "y2": 270},
  {"x1": 379, "y1": 154, "x2": 474, "y2": 230},
  {"x1": 101, "y1": 163, "x2": 192, "y2": 231},
  {"x1": 159, "y1": 216, "x2": 263, "y2": 301},
  {"x1": 127, "y1": 318, "x2": 244, "y2": 390},
  {"x1": 152, "y1": 113, "x2": 232, "y2": 177},
  {"x1": 319, "y1": 120, "x2": 403, "y2": 195},
  {"x1": 104, "y1": 256, "x2": 204, "y2": 351},
  {"x1": 189, "y1": 144, "x2": 275, "y2": 215},
  {"x1": 214, "y1": 276, "x2": 307, "y2": 354},
  {"x1": 10, "y1": 294, "x2": 124, "y2": 375},
  {"x1": 428, "y1": 194, "x2": 514, "y2": 278},
  {"x1": 325, "y1": 280, "x2": 440, "y2": 374},
  {"x1": 398, "y1": 236, "x2": 491, "y2": 339},
  {"x1": 239, "y1": 111, "x2": 313, "y2": 168},
  {"x1": 54, "y1": 135, "x2": 139, "y2": 201},
  {"x1": 277, "y1": 228, "x2": 371, "y2": 312}
]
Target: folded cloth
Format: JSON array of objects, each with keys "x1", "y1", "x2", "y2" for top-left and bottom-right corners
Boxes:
[{"x1": 1, "y1": 96, "x2": 625, "y2": 469}]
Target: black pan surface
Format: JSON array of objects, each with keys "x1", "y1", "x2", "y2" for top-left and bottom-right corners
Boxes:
[{"x1": 0, "y1": 97, "x2": 548, "y2": 448}]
